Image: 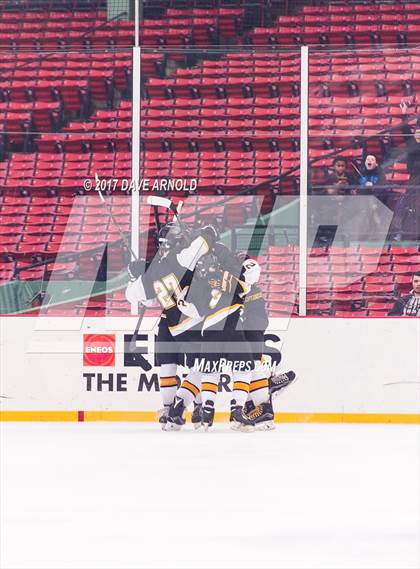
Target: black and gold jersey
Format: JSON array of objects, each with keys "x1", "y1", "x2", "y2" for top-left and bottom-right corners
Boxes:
[{"x1": 126, "y1": 235, "x2": 210, "y2": 335}]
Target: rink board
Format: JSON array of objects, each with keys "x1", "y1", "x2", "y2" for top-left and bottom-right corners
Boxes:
[{"x1": 0, "y1": 316, "x2": 419, "y2": 423}]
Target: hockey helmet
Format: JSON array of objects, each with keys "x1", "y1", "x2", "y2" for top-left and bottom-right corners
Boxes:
[
  {"x1": 157, "y1": 222, "x2": 187, "y2": 257},
  {"x1": 195, "y1": 252, "x2": 220, "y2": 279}
]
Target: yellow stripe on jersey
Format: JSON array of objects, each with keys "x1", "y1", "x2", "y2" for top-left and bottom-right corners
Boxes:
[
  {"x1": 202, "y1": 382, "x2": 218, "y2": 394},
  {"x1": 233, "y1": 277, "x2": 249, "y2": 294},
  {"x1": 232, "y1": 381, "x2": 250, "y2": 393},
  {"x1": 249, "y1": 378, "x2": 269, "y2": 392},
  {"x1": 181, "y1": 380, "x2": 200, "y2": 398},
  {"x1": 168, "y1": 316, "x2": 192, "y2": 332},
  {"x1": 160, "y1": 377, "x2": 178, "y2": 388},
  {"x1": 203, "y1": 303, "x2": 242, "y2": 330}
]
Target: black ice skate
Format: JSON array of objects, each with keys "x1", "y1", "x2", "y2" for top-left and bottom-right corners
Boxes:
[
  {"x1": 229, "y1": 401, "x2": 255, "y2": 432},
  {"x1": 165, "y1": 396, "x2": 186, "y2": 431},
  {"x1": 269, "y1": 370, "x2": 297, "y2": 399},
  {"x1": 201, "y1": 400, "x2": 215, "y2": 431},
  {"x1": 247, "y1": 401, "x2": 275, "y2": 431},
  {"x1": 191, "y1": 402, "x2": 203, "y2": 430},
  {"x1": 157, "y1": 405, "x2": 170, "y2": 430}
]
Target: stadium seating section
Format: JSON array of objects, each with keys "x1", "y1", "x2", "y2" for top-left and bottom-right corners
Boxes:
[
  {"x1": 261, "y1": 244, "x2": 420, "y2": 317},
  {"x1": 0, "y1": 7, "x2": 243, "y2": 49},
  {"x1": 249, "y1": 2, "x2": 420, "y2": 47},
  {"x1": 0, "y1": 1, "x2": 419, "y2": 316}
]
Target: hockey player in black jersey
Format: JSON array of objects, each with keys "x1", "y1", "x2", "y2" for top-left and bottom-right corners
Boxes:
[
  {"x1": 126, "y1": 221, "x2": 218, "y2": 429},
  {"x1": 166, "y1": 245, "x2": 258, "y2": 431},
  {"x1": 192, "y1": 249, "x2": 297, "y2": 431},
  {"x1": 240, "y1": 253, "x2": 297, "y2": 429},
  {"x1": 238, "y1": 255, "x2": 275, "y2": 430}
]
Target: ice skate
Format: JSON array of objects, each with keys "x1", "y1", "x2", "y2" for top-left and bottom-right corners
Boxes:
[
  {"x1": 201, "y1": 400, "x2": 215, "y2": 431},
  {"x1": 269, "y1": 370, "x2": 297, "y2": 398},
  {"x1": 229, "y1": 402, "x2": 255, "y2": 432},
  {"x1": 247, "y1": 401, "x2": 275, "y2": 431},
  {"x1": 157, "y1": 406, "x2": 170, "y2": 430},
  {"x1": 165, "y1": 396, "x2": 186, "y2": 431}
]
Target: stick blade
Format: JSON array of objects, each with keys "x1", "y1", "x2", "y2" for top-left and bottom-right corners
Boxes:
[{"x1": 147, "y1": 196, "x2": 173, "y2": 209}]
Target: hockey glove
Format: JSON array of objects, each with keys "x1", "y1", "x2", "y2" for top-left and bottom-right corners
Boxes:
[{"x1": 127, "y1": 259, "x2": 145, "y2": 282}]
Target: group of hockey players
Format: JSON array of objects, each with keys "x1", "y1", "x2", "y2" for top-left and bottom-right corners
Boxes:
[{"x1": 126, "y1": 210, "x2": 296, "y2": 432}]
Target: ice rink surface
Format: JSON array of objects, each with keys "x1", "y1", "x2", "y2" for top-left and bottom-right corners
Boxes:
[{"x1": 1, "y1": 422, "x2": 419, "y2": 569}]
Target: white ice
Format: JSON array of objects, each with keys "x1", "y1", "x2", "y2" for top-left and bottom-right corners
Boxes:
[{"x1": 1, "y1": 422, "x2": 419, "y2": 569}]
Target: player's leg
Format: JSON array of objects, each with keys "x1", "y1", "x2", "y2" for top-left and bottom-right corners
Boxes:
[
  {"x1": 200, "y1": 372, "x2": 219, "y2": 430},
  {"x1": 229, "y1": 369, "x2": 256, "y2": 431},
  {"x1": 248, "y1": 367, "x2": 270, "y2": 406},
  {"x1": 184, "y1": 328, "x2": 220, "y2": 430},
  {"x1": 246, "y1": 364, "x2": 275, "y2": 431},
  {"x1": 188, "y1": 329, "x2": 204, "y2": 429},
  {"x1": 155, "y1": 321, "x2": 180, "y2": 428},
  {"x1": 158, "y1": 363, "x2": 178, "y2": 425},
  {"x1": 183, "y1": 329, "x2": 220, "y2": 430},
  {"x1": 226, "y1": 327, "x2": 256, "y2": 432},
  {"x1": 245, "y1": 330, "x2": 270, "y2": 404},
  {"x1": 243, "y1": 330, "x2": 275, "y2": 430},
  {"x1": 191, "y1": 391, "x2": 203, "y2": 429},
  {"x1": 197, "y1": 325, "x2": 254, "y2": 431},
  {"x1": 166, "y1": 369, "x2": 202, "y2": 430},
  {"x1": 166, "y1": 333, "x2": 202, "y2": 431}
]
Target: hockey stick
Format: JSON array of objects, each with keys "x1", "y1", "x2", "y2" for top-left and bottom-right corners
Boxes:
[
  {"x1": 147, "y1": 195, "x2": 188, "y2": 233},
  {"x1": 96, "y1": 185, "x2": 152, "y2": 370},
  {"x1": 147, "y1": 195, "x2": 178, "y2": 217},
  {"x1": 97, "y1": 185, "x2": 138, "y2": 261},
  {"x1": 126, "y1": 199, "x2": 165, "y2": 372},
  {"x1": 128, "y1": 305, "x2": 152, "y2": 371}
]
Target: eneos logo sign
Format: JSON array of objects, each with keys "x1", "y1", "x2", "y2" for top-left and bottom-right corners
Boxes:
[{"x1": 83, "y1": 334, "x2": 115, "y2": 367}]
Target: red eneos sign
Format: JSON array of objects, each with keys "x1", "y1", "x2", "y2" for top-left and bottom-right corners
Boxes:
[{"x1": 83, "y1": 334, "x2": 115, "y2": 367}]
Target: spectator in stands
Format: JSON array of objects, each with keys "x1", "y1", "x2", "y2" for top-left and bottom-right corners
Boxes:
[
  {"x1": 358, "y1": 154, "x2": 386, "y2": 193},
  {"x1": 388, "y1": 271, "x2": 420, "y2": 317},
  {"x1": 392, "y1": 100, "x2": 420, "y2": 240},
  {"x1": 322, "y1": 156, "x2": 356, "y2": 195},
  {"x1": 311, "y1": 156, "x2": 356, "y2": 246},
  {"x1": 400, "y1": 100, "x2": 420, "y2": 185},
  {"x1": 357, "y1": 154, "x2": 387, "y2": 200}
]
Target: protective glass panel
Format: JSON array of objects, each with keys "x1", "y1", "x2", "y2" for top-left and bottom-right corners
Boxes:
[
  {"x1": 139, "y1": 46, "x2": 301, "y2": 327},
  {"x1": 308, "y1": 45, "x2": 420, "y2": 318},
  {"x1": 0, "y1": 0, "x2": 134, "y2": 315}
]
